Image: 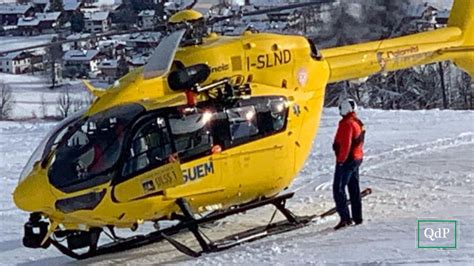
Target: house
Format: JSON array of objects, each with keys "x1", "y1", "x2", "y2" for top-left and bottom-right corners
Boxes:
[
  {"x1": 1, "y1": 25, "x2": 19, "y2": 36},
  {"x1": 421, "y1": 5, "x2": 439, "y2": 23},
  {"x1": 65, "y1": 33, "x2": 94, "y2": 50},
  {"x1": 29, "y1": 53, "x2": 44, "y2": 72},
  {"x1": 435, "y1": 9, "x2": 450, "y2": 26},
  {"x1": 0, "y1": 51, "x2": 33, "y2": 74},
  {"x1": 62, "y1": 50, "x2": 102, "y2": 77},
  {"x1": 414, "y1": 3, "x2": 451, "y2": 31},
  {"x1": 0, "y1": 3, "x2": 35, "y2": 26},
  {"x1": 124, "y1": 32, "x2": 161, "y2": 54},
  {"x1": 114, "y1": 43, "x2": 127, "y2": 57},
  {"x1": 17, "y1": 12, "x2": 61, "y2": 35},
  {"x1": 31, "y1": 0, "x2": 49, "y2": 13},
  {"x1": 137, "y1": 10, "x2": 155, "y2": 29},
  {"x1": 84, "y1": 0, "x2": 121, "y2": 8},
  {"x1": 128, "y1": 55, "x2": 148, "y2": 70},
  {"x1": 17, "y1": 16, "x2": 40, "y2": 35},
  {"x1": 98, "y1": 59, "x2": 117, "y2": 77},
  {"x1": 98, "y1": 58, "x2": 128, "y2": 82},
  {"x1": 398, "y1": 3, "x2": 443, "y2": 33},
  {"x1": 97, "y1": 40, "x2": 127, "y2": 58},
  {"x1": 193, "y1": 0, "x2": 215, "y2": 14},
  {"x1": 63, "y1": 0, "x2": 83, "y2": 18},
  {"x1": 64, "y1": 0, "x2": 82, "y2": 10},
  {"x1": 82, "y1": 0, "x2": 97, "y2": 8},
  {"x1": 84, "y1": 11, "x2": 110, "y2": 33}
]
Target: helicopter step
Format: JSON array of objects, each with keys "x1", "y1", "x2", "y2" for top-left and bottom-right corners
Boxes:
[{"x1": 47, "y1": 188, "x2": 372, "y2": 260}]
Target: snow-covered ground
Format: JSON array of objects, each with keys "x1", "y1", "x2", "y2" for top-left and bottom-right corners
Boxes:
[
  {"x1": 0, "y1": 72, "x2": 92, "y2": 119},
  {"x1": 0, "y1": 35, "x2": 56, "y2": 54},
  {"x1": 0, "y1": 108, "x2": 473, "y2": 265}
]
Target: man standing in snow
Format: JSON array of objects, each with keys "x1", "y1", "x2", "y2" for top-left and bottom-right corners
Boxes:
[{"x1": 332, "y1": 99, "x2": 365, "y2": 230}]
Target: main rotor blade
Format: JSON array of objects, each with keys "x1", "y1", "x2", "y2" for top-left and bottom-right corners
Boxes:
[
  {"x1": 209, "y1": 0, "x2": 330, "y2": 23},
  {"x1": 185, "y1": 0, "x2": 198, "y2": 9},
  {"x1": 0, "y1": 27, "x2": 161, "y2": 54},
  {"x1": 143, "y1": 29, "x2": 186, "y2": 80}
]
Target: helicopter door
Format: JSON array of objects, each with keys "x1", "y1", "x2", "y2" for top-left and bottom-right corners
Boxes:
[
  {"x1": 113, "y1": 116, "x2": 184, "y2": 203},
  {"x1": 226, "y1": 97, "x2": 290, "y2": 192},
  {"x1": 164, "y1": 111, "x2": 221, "y2": 191}
]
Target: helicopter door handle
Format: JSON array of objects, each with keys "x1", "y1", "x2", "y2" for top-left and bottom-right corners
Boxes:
[{"x1": 271, "y1": 145, "x2": 284, "y2": 151}]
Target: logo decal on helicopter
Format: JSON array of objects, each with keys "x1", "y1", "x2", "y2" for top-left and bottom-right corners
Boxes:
[
  {"x1": 183, "y1": 161, "x2": 215, "y2": 182},
  {"x1": 297, "y1": 68, "x2": 308, "y2": 86},
  {"x1": 386, "y1": 46, "x2": 419, "y2": 59},
  {"x1": 377, "y1": 45, "x2": 433, "y2": 71},
  {"x1": 211, "y1": 64, "x2": 230, "y2": 73},
  {"x1": 246, "y1": 49, "x2": 292, "y2": 71},
  {"x1": 140, "y1": 163, "x2": 184, "y2": 194}
]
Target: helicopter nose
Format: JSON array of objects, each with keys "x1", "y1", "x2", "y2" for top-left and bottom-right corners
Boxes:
[{"x1": 13, "y1": 169, "x2": 56, "y2": 213}]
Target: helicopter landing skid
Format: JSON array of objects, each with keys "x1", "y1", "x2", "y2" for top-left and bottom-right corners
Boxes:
[{"x1": 48, "y1": 188, "x2": 372, "y2": 260}]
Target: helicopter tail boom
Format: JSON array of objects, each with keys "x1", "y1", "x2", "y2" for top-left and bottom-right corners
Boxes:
[
  {"x1": 322, "y1": 0, "x2": 474, "y2": 83},
  {"x1": 447, "y1": 0, "x2": 474, "y2": 77}
]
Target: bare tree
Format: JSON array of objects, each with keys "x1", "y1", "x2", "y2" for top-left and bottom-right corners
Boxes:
[
  {"x1": 57, "y1": 86, "x2": 72, "y2": 118},
  {"x1": 0, "y1": 81, "x2": 14, "y2": 120},
  {"x1": 455, "y1": 72, "x2": 472, "y2": 109},
  {"x1": 72, "y1": 97, "x2": 84, "y2": 113},
  {"x1": 471, "y1": 81, "x2": 474, "y2": 110},
  {"x1": 40, "y1": 94, "x2": 47, "y2": 118},
  {"x1": 83, "y1": 93, "x2": 95, "y2": 109}
]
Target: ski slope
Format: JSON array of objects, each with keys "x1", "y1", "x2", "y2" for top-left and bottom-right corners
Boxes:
[{"x1": 0, "y1": 108, "x2": 473, "y2": 265}]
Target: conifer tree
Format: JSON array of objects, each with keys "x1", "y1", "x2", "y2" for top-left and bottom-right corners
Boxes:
[{"x1": 50, "y1": 0, "x2": 64, "y2": 12}]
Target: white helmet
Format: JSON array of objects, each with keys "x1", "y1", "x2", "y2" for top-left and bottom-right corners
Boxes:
[{"x1": 339, "y1": 99, "x2": 357, "y2": 116}]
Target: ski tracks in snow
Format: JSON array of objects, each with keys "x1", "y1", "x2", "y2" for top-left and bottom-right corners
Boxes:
[{"x1": 293, "y1": 131, "x2": 474, "y2": 193}]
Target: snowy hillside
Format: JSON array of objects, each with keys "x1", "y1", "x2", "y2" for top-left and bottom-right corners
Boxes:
[
  {"x1": 0, "y1": 72, "x2": 90, "y2": 119},
  {"x1": 0, "y1": 108, "x2": 473, "y2": 264}
]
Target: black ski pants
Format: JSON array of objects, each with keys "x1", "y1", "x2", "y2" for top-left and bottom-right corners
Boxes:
[{"x1": 333, "y1": 159, "x2": 362, "y2": 222}]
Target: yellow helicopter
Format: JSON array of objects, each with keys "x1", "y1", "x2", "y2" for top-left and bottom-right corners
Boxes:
[{"x1": 9, "y1": 0, "x2": 474, "y2": 259}]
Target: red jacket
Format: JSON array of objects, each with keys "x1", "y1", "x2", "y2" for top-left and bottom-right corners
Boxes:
[{"x1": 333, "y1": 112, "x2": 364, "y2": 164}]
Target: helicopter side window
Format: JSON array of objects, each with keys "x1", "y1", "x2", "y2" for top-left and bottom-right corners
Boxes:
[
  {"x1": 210, "y1": 111, "x2": 231, "y2": 148},
  {"x1": 224, "y1": 97, "x2": 288, "y2": 147},
  {"x1": 254, "y1": 98, "x2": 287, "y2": 135},
  {"x1": 122, "y1": 117, "x2": 173, "y2": 177},
  {"x1": 168, "y1": 112, "x2": 213, "y2": 162},
  {"x1": 227, "y1": 106, "x2": 259, "y2": 143}
]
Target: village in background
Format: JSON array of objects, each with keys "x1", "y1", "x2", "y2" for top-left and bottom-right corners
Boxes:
[{"x1": 0, "y1": 0, "x2": 472, "y2": 120}]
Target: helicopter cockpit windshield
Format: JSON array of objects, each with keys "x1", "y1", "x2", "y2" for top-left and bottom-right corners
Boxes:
[
  {"x1": 18, "y1": 110, "x2": 86, "y2": 184},
  {"x1": 47, "y1": 104, "x2": 144, "y2": 193}
]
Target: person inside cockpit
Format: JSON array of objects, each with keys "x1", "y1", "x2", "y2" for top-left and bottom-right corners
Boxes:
[{"x1": 47, "y1": 104, "x2": 144, "y2": 192}]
